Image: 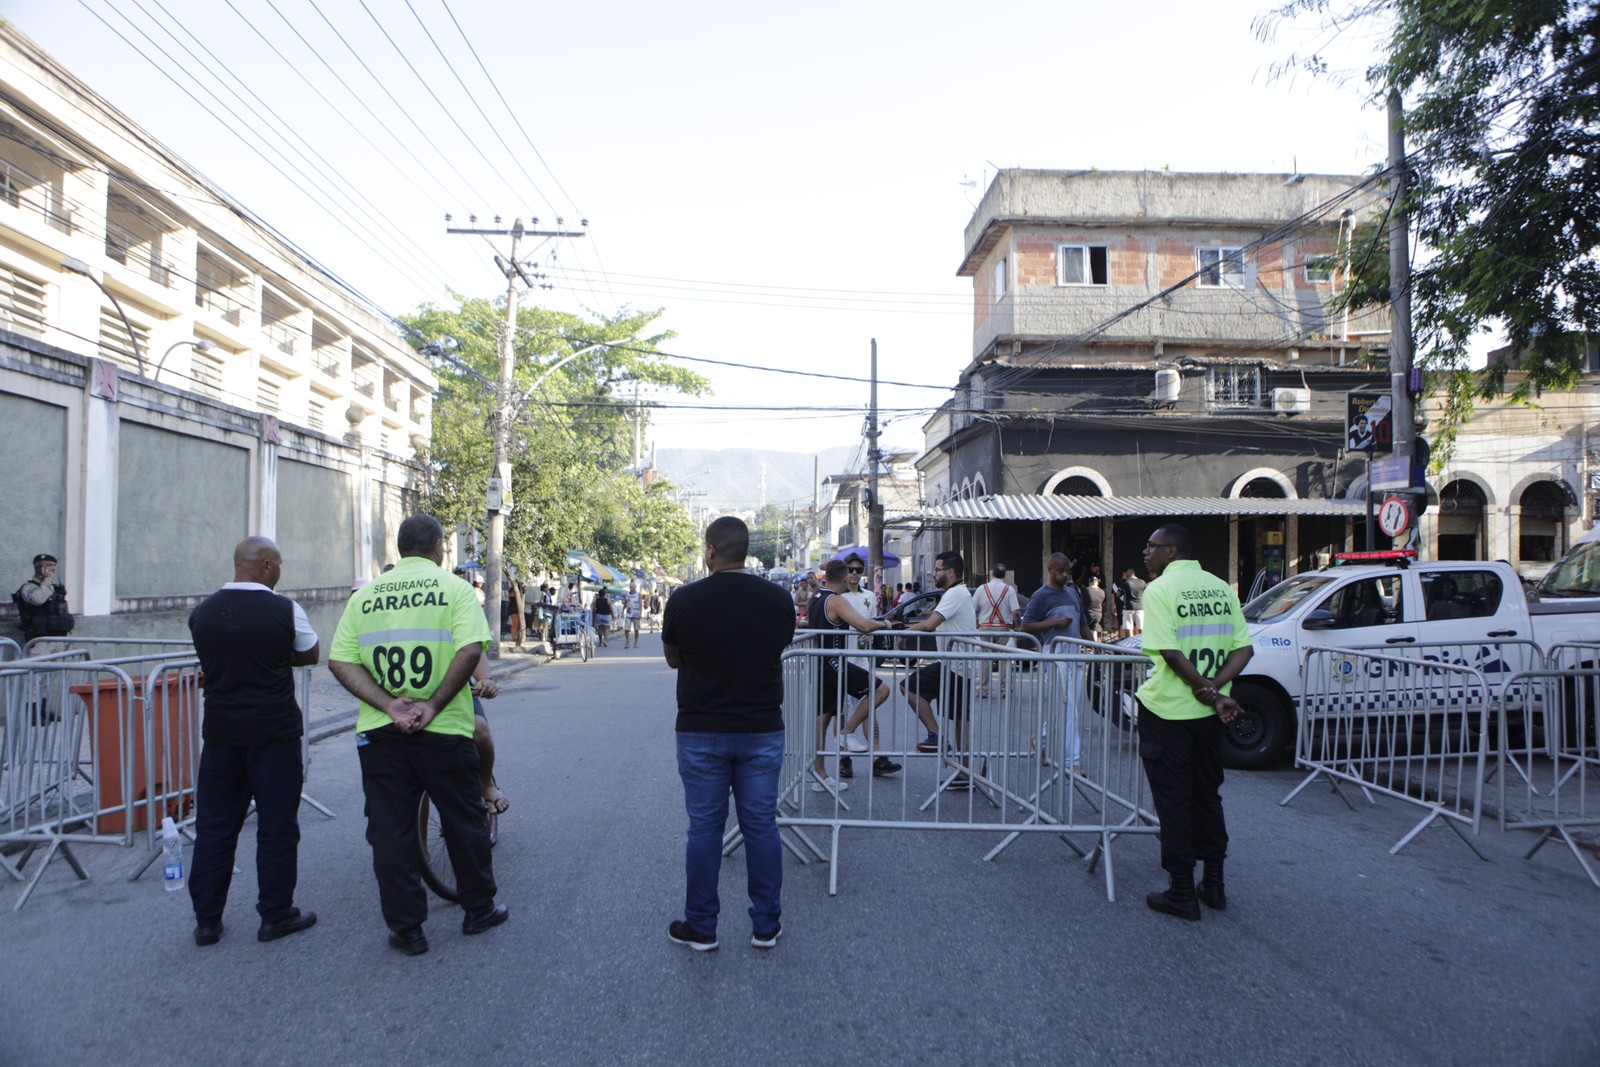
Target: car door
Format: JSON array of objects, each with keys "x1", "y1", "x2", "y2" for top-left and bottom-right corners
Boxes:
[{"x1": 1301, "y1": 572, "x2": 1419, "y2": 653}]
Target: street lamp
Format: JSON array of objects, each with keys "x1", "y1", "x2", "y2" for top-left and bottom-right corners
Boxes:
[
  {"x1": 153, "y1": 339, "x2": 218, "y2": 385},
  {"x1": 61, "y1": 257, "x2": 145, "y2": 377}
]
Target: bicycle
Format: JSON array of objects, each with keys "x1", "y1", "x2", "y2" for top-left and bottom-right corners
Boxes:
[{"x1": 416, "y1": 792, "x2": 498, "y2": 902}]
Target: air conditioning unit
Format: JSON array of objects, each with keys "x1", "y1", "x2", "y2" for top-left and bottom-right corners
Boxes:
[
  {"x1": 1153, "y1": 369, "x2": 1181, "y2": 403},
  {"x1": 1272, "y1": 387, "x2": 1310, "y2": 413}
]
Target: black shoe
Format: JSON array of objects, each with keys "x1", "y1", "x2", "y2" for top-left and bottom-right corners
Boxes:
[
  {"x1": 1197, "y1": 882, "x2": 1227, "y2": 911},
  {"x1": 257, "y1": 908, "x2": 317, "y2": 942},
  {"x1": 945, "y1": 775, "x2": 972, "y2": 791},
  {"x1": 388, "y1": 927, "x2": 429, "y2": 956},
  {"x1": 838, "y1": 756, "x2": 854, "y2": 779},
  {"x1": 462, "y1": 904, "x2": 510, "y2": 935},
  {"x1": 668, "y1": 919, "x2": 718, "y2": 952},
  {"x1": 872, "y1": 756, "x2": 902, "y2": 777},
  {"x1": 1146, "y1": 890, "x2": 1202, "y2": 920},
  {"x1": 193, "y1": 921, "x2": 223, "y2": 947},
  {"x1": 751, "y1": 923, "x2": 782, "y2": 950}
]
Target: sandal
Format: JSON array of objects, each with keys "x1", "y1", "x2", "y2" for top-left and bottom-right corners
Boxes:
[{"x1": 483, "y1": 787, "x2": 510, "y2": 815}]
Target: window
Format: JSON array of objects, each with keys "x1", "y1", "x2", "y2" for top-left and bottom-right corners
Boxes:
[
  {"x1": 1420, "y1": 570, "x2": 1503, "y2": 621},
  {"x1": 992, "y1": 256, "x2": 1008, "y2": 299},
  {"x1": 1058, "y1": 245, "x2": 1109, "y2": 286},
  {"x1": 0, "y1": 265, "x2": 47, "y2": 338},
  {"x1": 191, "y1": 351, "x2": 224, "y2": 399},
  {"x1": 1319, "y1": 576, "x2": 1403, "y2": 629},
  {"x1": 1205, "y1": 365, "x2": 1263, "y2": 408},
  {"x1": 1304, "y1": 255, "x2": 1336, "y2": 284},
  {"x1": 98, "y1": 306, "x2": 151, "y2": 371},
  {"x1": 258, "y1": 375, "x2": 281, "y2": 414},
  {"x1": 307, "y1": 398, "x2": 325, "y2": 432},
  {"x1": 1198, "y1": 246, "x2": 1246, "y2": 288}
]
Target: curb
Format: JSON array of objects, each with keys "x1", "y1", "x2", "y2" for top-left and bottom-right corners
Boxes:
[{"x1": 306, "y1": 651, "x2": 546, "y2": 745}]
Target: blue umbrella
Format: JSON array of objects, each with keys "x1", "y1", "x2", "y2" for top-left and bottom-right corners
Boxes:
[{"x1": 830, "y1": 545, "x2": 900, "y2": 568}]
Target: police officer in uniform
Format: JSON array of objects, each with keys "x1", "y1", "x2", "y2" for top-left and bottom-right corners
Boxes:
[
  {"x1": 14, "y1": 553, "x2": 75, "y2": 643},
  {"x1": 1136, "y1": 524, "x2": 1252, "y2": 920},
  {"x1": 329, "y1": 514, "x2": 506, "y2": 956}
]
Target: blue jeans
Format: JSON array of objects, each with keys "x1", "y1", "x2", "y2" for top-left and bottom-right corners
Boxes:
[{"x1": 675, "y1": 729, "x2": 785, "y2": 936}]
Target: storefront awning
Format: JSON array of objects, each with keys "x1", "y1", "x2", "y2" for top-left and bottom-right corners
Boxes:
[{"x1": 918, "y1": 494, "x2": 1366, "y2": 522}]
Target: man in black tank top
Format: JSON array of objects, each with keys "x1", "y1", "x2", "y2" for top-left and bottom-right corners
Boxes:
[
  {"x1": 806, "y1": 559, "x2": 899, "y2": 793},
  {"x1": 186, "y1": 536, "x2": 321, "y2": 948}
]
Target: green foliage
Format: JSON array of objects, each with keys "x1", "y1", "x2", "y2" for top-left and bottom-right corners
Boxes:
[
  {"x1": 401, "y1": 297, "x2": 706, "y2": 575},
  {"x1": 1260, "y1": 1, "x2": 1600, "y2": 461}
]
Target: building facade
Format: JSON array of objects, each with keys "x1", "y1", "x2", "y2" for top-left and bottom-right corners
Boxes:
[{"x1": 0, "y1": 26, "x2": 433, "y2": 642}]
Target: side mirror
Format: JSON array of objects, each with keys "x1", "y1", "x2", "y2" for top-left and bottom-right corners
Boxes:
[{"x1": 1301, "y1": 610, "x2": 1338, "y2": 631}]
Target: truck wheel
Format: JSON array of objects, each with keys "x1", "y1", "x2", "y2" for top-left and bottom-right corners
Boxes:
[{"x1": 1222, "y1": 682, "x2": 1291, "y2": 770}]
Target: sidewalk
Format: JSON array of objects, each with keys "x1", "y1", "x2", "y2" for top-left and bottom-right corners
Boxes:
[{"x1": 304, "y1": 642, "x2": 547, "y2": 742}]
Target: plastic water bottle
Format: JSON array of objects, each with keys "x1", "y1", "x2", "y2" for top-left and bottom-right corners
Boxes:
[{"x1": 161, "y1": 816, "x2": 185, "y2": 892}]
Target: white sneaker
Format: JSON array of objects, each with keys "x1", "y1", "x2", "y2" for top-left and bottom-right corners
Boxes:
[
  {"x1": 839, "y1": 733, "x2": 868, "y2": 753},
  {"x1": 810, "y1": 774, "x2": 848, "y2": 794}
]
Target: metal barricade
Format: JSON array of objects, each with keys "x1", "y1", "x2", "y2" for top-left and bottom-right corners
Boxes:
[
  {"x1": 745, "y1": 634, "x2": 1155, "y2": 902},
  {"x1": 1282, "y1": 646, "x2": 1492, "y2": 858},
  {"x1": 24, "y1": 636, "x2": 194, "y2": 659},
  {"x1": 1495, "y1": 664, "x2": 1600, "y2": 888},
  {"x1": 0, "y1": 659, "x2": 142, "y2": 910},
  {"x1": 1, "y1": 637, "x2": 20, "y2": 662}
]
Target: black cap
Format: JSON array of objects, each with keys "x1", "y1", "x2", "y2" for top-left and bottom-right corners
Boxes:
[{"x1": 33, "y1": 554, "x2": 57, "y2": 565}]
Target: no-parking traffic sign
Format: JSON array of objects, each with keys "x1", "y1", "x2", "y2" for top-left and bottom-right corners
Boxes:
[{"x1": 1377, "y1": 495, "x2": 1411, "y2": 537}]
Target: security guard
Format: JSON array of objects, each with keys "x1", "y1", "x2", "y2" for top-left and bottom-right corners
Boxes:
[
  {"x1": 14, "y1": 553, "x2": 75, "y2": 643},
  {"x1": 328, "y1": 514, "x2": 506, "y2": 956},
  {"x1": 1136, "y1": 524, "x2": 1252, "y2": 921}
]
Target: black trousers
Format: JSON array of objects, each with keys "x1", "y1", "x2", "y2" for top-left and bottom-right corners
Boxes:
[
  {"x1": 357, "y1": 726, "x2": 496, "y2": 931},
  {"x1": 1137, "y1": 703, "x2": 1229, "y2": 874},
  {"x1": 188, "y1": 738, "x2": 303, "y2": 925}
]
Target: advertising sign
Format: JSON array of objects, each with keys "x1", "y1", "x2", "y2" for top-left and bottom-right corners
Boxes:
[{"x1": 1346, "y1": 392, "x2": 1393, "y2": 453}]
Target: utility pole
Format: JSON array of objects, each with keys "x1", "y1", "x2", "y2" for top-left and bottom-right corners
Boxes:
[
  {"x1": 447, "y1": 216, "x2": 586, "y2": 655},
  {"x1": 1386, "y1": 90, "x2": 1420, "y2": 553},
  {"x1": 867, "y1": 339, "x2": 884, "y2": 608}
]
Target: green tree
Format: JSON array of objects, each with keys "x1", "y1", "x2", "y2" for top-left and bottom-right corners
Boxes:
[
  {"x1": 746, "y1": 504, "x2": 793, "y2": 569},
  {"x1": 1260, "y1": 1, "x2": 1600, "y2": 456},
  {"x1": 402, "y1": 298, "x2": 707, "y2": 575}
]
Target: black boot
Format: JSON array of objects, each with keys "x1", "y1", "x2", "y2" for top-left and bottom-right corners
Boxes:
[
  {"x1": 1198, "y1": 859, "x2": 1227, "y2": 911},
  {"x1": 1146, "y1": 866, "x2": 1201, "y2": 921}
]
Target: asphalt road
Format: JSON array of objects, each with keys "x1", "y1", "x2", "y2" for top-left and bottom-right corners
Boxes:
[{"x1": 1, "y1": 631, "x2": 1596, "y2": 1065}]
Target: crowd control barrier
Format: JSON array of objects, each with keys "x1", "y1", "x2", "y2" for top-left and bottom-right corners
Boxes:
[
  {"x1": 2, "y1": 646, "x2": 331, "y2": 908},
  {"x1": 1282, "y1": 646, "x2": 1492, "y2": 858},
  {"x1": 1, "y1": 637, "x2": 20, "y2": 663},
  {"x1": 738, "y1": 631, "x2": 1156, "y2": 902}
]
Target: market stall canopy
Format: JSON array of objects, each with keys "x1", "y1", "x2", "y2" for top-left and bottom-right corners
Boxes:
[
  {"x1": 566, "y1": 550, "x2": 623, "y2": 583},
  {"x1": 830, "y1": 545, "x2": 902, "y2": 567}
]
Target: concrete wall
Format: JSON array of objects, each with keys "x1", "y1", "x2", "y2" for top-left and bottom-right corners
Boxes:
[
  {"x1": 1, "y1": 391, "x2": 67, "y2": 582},
  {"x1": 116, "y1": 421, "x2": 248, "y2": 597},
  {"x1": 277, "y1": 458, "x2": 356, "y2": 590}
]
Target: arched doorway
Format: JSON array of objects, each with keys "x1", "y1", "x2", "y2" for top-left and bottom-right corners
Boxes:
[
  {"x1": 1437, "y1": 479, "x2": 1488, "y2": 560},
  {"x1": 1052, "y1": 476, "x2": 1104, "y2": 496},
  {"x1": 1518, "y1": 480, "x2": 1569, "y2": 564}
]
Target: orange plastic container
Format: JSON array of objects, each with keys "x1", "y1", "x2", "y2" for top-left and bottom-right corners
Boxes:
[{"x1": 69, "y1": 674, "x2": 195, "y2": 833}]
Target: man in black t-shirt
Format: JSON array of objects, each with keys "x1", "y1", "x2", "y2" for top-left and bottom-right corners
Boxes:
[
  {"x1": 186, "y1": 536, "x2": 321, "y2": 948},
  {"x1": 661, "y1": 517, "x2": 795, "y2": 952}
]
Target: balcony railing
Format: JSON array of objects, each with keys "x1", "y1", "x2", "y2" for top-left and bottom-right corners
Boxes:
[
  {"x1": 262, "y1": 319, "x2": 297, "y2": 357},
  {"x1": 0, "y1": 160, "x2": 78, "y2": 234},
  {"x1": 313, "y1": 345, "x2": 343, "y2": 378},
  {"x1": 353, "y1": 375, "x2": 376, "y2": 399},
  {"x1": 195, "y1": 283, "x2": 245, "y2": 326},
  {"x1": 105, "y1": 219, "x2": 175, "y2": 288}
]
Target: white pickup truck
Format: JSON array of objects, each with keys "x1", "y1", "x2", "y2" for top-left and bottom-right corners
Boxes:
[{"x1": 1127, "y1": 558, "x2": 1600, "y2": 770}]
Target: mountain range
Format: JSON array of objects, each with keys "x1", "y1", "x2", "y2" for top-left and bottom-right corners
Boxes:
[{"x1": 655, "y1": 445, "x2": 861, "y2": 514}]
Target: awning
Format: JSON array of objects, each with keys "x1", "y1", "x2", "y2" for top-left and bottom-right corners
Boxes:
[{"x1": 919, "y1": 494, "x2": 1366, "y2": 522}]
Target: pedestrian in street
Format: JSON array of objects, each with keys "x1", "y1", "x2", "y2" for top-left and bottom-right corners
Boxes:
[
  {"x1": 975, "y1": 563, "x2": 1019, "y2": 696},
  {"x1": 623, "y1": 581, "x2": 643, "y2": 649},
  {"x1": 186, "y1": 536, "x2": 321, "y2": 948},
  {"x1": 1136, "y1": 524, "x2": 1251, "y2": 921},
  {"x1": 328, "y1": 514, "x2": 506, "y2": 956},
  {"x1": 834, "y1": 554, "x2": 888, "y2": 777},
  {"x1": 1016, "y1": 553, "x2": 1090, "y2": 768},
  {"x1": 1117, "y1": 568, "x2": 1147, "y2": 637},
  {"x1": 1083, "y1": 576, "x2": 1107, "y2": 641},
  {"x1": 592, "y1": 587, "x2": 614, "y2": 647},
  {"x1": 12, "y1": 552, "x2": 74, "y2": 644},
  {"x1": 808, "y1": 559, "x2": 900, "y2": 792},
  {"x1": 900, "y1": 550, "x2": 978, "y2": 782},
  {"x1": 662, "y1": 517, "x2": 795, "y2": 952}
]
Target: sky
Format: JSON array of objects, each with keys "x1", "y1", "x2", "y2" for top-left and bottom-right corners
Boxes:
[{"x1": 4, "y1": 0, "x2": 1389, "y2": 467}]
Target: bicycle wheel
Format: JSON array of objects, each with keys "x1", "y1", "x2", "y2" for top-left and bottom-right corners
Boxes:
[{"x1": 416, "y1": 795, "x2": 498, "y2": 902}]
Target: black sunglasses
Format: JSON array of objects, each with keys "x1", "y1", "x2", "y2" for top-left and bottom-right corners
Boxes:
[{"x1": 847, "y1": 566, "x2": 864, "y2": 573}]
